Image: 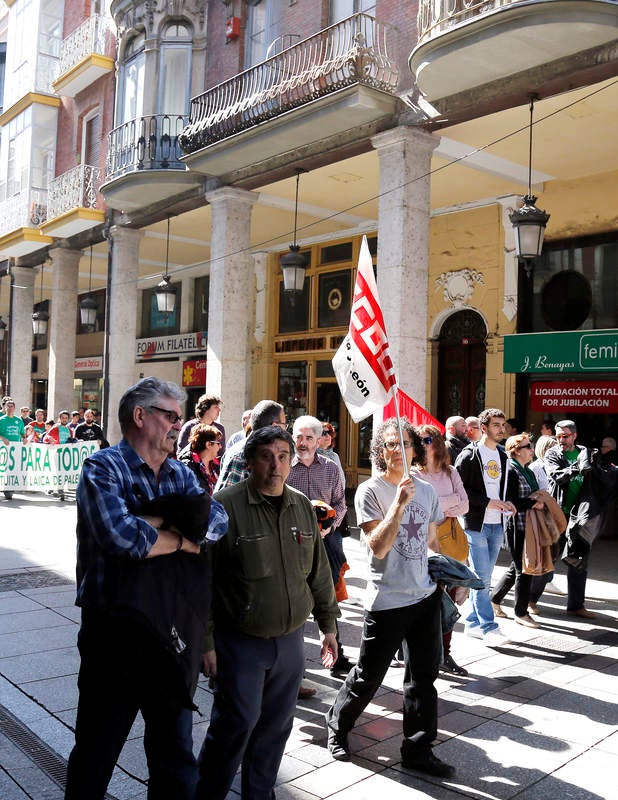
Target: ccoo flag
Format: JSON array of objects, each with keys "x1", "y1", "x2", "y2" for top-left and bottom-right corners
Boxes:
[{"x1": 332, "y1": 235, "x2": 397, "y2": 422}]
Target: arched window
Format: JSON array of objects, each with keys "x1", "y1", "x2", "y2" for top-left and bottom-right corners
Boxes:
[
  {"x1": 159, "y1": 21, "x2": 192, "y2": 116},
  {"x1": 118, "y1": 32, "x2": 145, "y2": 124}
]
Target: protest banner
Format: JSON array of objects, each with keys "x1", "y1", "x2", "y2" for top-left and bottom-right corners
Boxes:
[{"x1": 0, "y1": 442, "x2": 98, "y2": 493}]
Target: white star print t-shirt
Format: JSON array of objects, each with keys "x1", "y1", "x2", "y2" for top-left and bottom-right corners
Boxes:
[{"x1": 355, "y1": 474, "x2": 440, "y2": 611}]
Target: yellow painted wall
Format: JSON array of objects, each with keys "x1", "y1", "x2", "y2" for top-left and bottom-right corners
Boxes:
[
  {"x1": 427, "y1": 203, "x2": 517, "y2": 417},
  {"x1": 542, "y1": 169, "x2": 618, "y2": 241}
]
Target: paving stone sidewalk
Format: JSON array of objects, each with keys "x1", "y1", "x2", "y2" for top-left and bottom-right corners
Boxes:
[{"x1": 1, "y1": 495, "x2": 617, "y2": 799}]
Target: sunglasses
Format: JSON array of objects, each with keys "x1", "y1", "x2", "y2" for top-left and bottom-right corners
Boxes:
[
  {"x1": 518, "y1": 443, "x2": 533, "y2": 450},
  {"x1": 421, "y1": 436, "x2": 433, "y2": 446}
]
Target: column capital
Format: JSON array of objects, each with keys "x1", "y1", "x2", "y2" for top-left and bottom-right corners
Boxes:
[
  {"x1": 109, "y1": 225, "x2": 145, "y2": 245},
  {"x1": 205, "y1": 186, "x2": 259, "y2": 209},
  {"x1": 371, "y1": 126, "x2": 440, "y2": 156}
]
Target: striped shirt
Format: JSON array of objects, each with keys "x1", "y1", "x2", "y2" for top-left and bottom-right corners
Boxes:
[
  {"x1": 287, "y1": 452, "x2": 346, "y2": 528},
  {"x1": 75, "y1": 438, "x2": 228, "y2": 607}
]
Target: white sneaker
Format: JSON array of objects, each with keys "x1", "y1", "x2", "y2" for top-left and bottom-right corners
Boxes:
[
  {"x1": 545, "y1": 581, "x2": 566, "y2": 595},
  {"x1": 464, "y1": 626, "x2": 483, "y2": 639},
  {"x1": 483, "y1": 628, "x2": 510, "y2": 648}
]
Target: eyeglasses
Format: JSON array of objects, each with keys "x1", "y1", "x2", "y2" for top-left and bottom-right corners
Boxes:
[
  {"x1": 149, "y1": 406, "x2": 182, "y2": 425},
  {"x1": 421, "y1": 436, "x2": 433, "y2": 446},
  {"x1": 322, "y1": 430, "x2": 332, "y2": 436},
  {"x1": 384, "y1": 440, "x2": 412, "y2": 451},
  {"x1": 518, "y1": 443, "x2": 533, "y2": 450}
]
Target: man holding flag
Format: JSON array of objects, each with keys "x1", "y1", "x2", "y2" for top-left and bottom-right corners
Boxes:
[{"x1": 327, "y1": 238, "x2": 455, "y2": 778}]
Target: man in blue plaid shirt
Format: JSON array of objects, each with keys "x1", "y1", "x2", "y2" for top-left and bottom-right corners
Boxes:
[{"x1": 64, "y1": 377, "x2": 228, "y2": 800}]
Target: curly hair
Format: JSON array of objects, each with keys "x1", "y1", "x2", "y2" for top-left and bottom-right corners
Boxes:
[
  {"x1": 370, "y1": 417, "x2": 424, "y2": 472},
  {"x1": 478, "y1": 407, "x2": 505, "y2": 428},
  {"x1": 414, "y1": 424, "x2": 449, "y2": 471},
  {"x1": 189, "y1": 423, "x2": 221, "y2": 453}
]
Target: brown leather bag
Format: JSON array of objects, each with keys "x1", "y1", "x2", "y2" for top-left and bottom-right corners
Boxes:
[{"x1": 437, "y1": 517, "x2": 469, "y2": 562}]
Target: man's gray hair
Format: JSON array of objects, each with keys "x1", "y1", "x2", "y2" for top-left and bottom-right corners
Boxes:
[
  {"x1": 118, "y1": 377, "x2": 186, "y2": 434},
  {"x1": 555, "y1": 419, "x2": 577, "y2": 434},
  {"x1": 250, "y1": 400, "x2": 284, "y2": 431},
  {"x1": 292, "y1": 415, "x2": 322, "y2": 438}
]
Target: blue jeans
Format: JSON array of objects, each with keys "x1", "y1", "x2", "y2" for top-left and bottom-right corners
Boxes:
[{"x1": 464, "y1": 523, "x2": 505, "y2": 634}]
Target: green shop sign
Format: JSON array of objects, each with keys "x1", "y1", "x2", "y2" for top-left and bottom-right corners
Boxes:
[{"x1": 503, "y1": 329, "x2": 618, "y2": 374}]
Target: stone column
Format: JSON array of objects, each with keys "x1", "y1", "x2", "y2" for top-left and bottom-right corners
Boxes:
[
  {"x1": 105, "y1": 227, "x2": 143, "y2": 445},
  {"x1": 47, "y1": 247, "x2": 81, "y2": 418},
  {"x1": 371, "y1": 126, "x2": 440, "y2": 407},
  {"x1": 204, "y1": 186, "x2": 258, "y2": 434},
  {"x1": 9, "y1": 266, "x2": 35, "y2": 405}
]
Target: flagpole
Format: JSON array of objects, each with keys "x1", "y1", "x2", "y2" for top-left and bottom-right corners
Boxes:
[{"x1": 391, "y1": 385, "x2": 412, "y2": 476}]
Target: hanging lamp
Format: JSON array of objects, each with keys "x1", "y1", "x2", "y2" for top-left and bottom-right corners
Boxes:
[
  {"x1": 280, "y1": 167, "x2": 308, "y2": 293},
  {"x1": 79, "y1": 246, "x2": 98, "y2": 330},
  {"x1": 32, "y1": 262, "x2": 49, "y2": 336},
  {"x1": 509, "y1": 94, "x2": 550, "y2": 265},
  {"x1": 155, "y1": 215, "x2": 177, "y2": 314}
]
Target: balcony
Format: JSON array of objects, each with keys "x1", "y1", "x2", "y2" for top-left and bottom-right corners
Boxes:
[
  {"x1": 52, "y1": 15, "x2": 116, "y2": 98},
  {"x1": 40, "y1": 164, "x2": 105, "y2": 238},
  {"x1": 0, "y1": 190, "x2": 53, "y2": 258},
  {"x1": 101, "y1": 114, "x2": 203, "y2": 212},
  {"x1": 179, "y1": 13, "x2": 400, "y2": 178},
  {"x1": 410, "y1": 0, "x2": 618, "y2": 103}
]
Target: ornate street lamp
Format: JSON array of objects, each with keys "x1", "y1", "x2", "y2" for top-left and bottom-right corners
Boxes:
[
  {"x1": 509, "y1": 94, "x2": 550, "y2": 270},
  {"x1": 155, "y1": 215, "x2": 177, "y2": 314},
  {"x1": 79, "y1": 246, "x2": 98, "y2": 330},
  {"x1": 32, "y1": 262, "x2": 49, "y2": 336},
  {"x1": 281, "y1": 167, "x2": 308, "y2": 293}
]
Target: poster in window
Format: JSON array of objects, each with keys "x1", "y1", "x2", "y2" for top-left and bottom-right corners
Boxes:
[{"x1": 318, "y1": 270, "x2": 351, "y2": 328}]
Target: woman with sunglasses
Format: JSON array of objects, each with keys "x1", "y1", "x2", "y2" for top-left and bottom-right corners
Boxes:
[
  {"x1": 178, "y1": 424, "x2": 222, "y2": 496},
  {"x1": 491, "y1": 434, "x2": 545, "y2": 628},
  {"x1": 412, "y1": 425, "x2": 470, "y2": 676}
]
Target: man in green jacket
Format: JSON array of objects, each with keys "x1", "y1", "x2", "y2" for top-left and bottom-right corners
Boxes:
[{"x1": 196, "y1": 426, "x2": 339, "y2": 800}]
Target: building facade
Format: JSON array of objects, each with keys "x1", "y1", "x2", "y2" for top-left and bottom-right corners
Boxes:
[{"x1": 1, "y1": 0, "x2": 617, "y2": 484}]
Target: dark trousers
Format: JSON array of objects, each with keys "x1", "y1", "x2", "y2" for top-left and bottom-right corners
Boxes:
[
  {"x1": 65, "y1": 610, "x2": 197, "y2": 800},
  {"x1": 491, "y1": 526, "x2": 532, "y2": 618},
  {"x1": 196, "y1": 626, "x2": 304, "y2": 800},
  {"x1": 327, "y1": 588, "x2": 441, "y2": 751}
]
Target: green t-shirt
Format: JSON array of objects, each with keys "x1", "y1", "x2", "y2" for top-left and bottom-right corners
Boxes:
[
  {"x1": 0, "y1": 415, "x2": 26, "y2": 442},
  {"x1": 562, "y1": 448, "x2": 583, "y2": 516}
]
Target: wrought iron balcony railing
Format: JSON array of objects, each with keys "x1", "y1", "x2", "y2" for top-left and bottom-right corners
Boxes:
[
  {"x1": 179, "y1": 13, "x2": 399, "y2": 154},
  {"x1": 417, "y1": 0, "x2": 527, "y2": 44},
  {"x1": 105, "y1": 115, "x2": 188, "y2": 181},
  {"x1": 0, "y1": 189, "x2": 47, "y2": 237},
  {"x1": 47, "y1": 164, "x2": 101, "y2": 219},
  {"x1": 57, "y1": 14, "x2": 116, "y2": 77}
]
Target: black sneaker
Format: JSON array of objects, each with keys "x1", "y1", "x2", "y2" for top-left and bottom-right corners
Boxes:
[
  {"x1": 440, "y1": 654, "x2": 469, "y2": 677},
  {"x1": 330, "y1": 656, "x2": 355, "y2": 678},
  {"x1": 401, "y1": 747, "x2": 455, "y2": 778}
]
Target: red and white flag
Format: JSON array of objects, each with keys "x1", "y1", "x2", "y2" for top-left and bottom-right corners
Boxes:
[
  {"x1": 383, "y1": 389, "x2": 445, "y2": 433},
  {"x1": 332, "y1": 235, "x2": 397, "y2": 422}
]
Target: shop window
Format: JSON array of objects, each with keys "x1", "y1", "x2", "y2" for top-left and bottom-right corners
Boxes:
[
  {"x1": 320, "y1": 242, "x2": 352, "y2": 265},
  {"x1": 534, "y1": 234, "x2": 618, "y2": 331},
  {"x1": 278, "y1": 279, "x2": 310, "y2": 334},
  {"x1": 357, "y1": 417, "x2": 372, "y2": 470},
  {"x1": 318, "y1": 269, "x2": 351, "y2": 328},
  {"x1": 141, "y1": 284, "x2": 182, "y2": 337},
  {"x1": 278, "y1": 361, "x2": 307, "y2": 424},
  {"x1": 193, "y1": 275, "x2": 209, "y2": 332}
]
